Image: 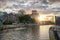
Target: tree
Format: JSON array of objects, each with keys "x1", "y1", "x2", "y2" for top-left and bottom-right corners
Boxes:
[
  {"x1": 19, "y1": 15, "x2": 35, "y2": 23},
  {"x1": 18, "y1": 9, "x2": 25, "y2": 15}
]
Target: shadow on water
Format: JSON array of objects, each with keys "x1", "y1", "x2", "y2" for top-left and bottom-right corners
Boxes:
[
  {"x1": 0, "y1": 25, "x2": 40, "y2": 40},
  {"x1": 0, "y1": 30, "x2": 4, "y2": 40},
  {"x1": 29, "y1": 26, "x2": 39, "y2": 40},
  {"x1": 0, "y1": 27, "x2": 28, "y2": 40}
]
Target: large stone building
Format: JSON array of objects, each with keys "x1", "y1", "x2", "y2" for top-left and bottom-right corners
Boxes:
[{"x1": 31, "y1": 10, "x2": 39, "y2": 18}]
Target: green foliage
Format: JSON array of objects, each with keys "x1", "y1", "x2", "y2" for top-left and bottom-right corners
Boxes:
[
  {"x1": 3, "y1": 20, "x2": 15, "y2": 25},
  {"x1": 19, "y1": 15, "x2": 35, "y2": 23}
]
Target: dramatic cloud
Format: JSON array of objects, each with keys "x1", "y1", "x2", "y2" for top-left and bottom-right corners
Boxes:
[
  {"x1": 0, "y1": 0, "x2": 38, "y2": 12},
  {"x1": 0, "y1": 0, "x2": 60, "y2": 13}
]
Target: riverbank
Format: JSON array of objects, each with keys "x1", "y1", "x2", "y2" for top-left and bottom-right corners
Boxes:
[{"x1": 0, "y1": 23, "x2": 39, "y2": 30}]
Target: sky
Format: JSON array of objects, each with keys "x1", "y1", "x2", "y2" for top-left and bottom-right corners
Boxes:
[
  {"x1": 0, "y1": 0, "x2": 60, "y2": 13},
  {"x1": 0, "y1": 0, "x2": 39, "y2": 13}
]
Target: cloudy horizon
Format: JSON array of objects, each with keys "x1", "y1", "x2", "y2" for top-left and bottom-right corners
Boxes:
[{"x1": 0, "y1": 0, "x2": 60, "y2": 13}]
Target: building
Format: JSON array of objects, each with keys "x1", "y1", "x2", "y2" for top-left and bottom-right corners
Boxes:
[
  {"x1": 55, "y1": 16, "x2": 60, "y2": 25},
  {"x1": 0, "y1": 12, "x2": 5, "y2": 25},
  {"x1": 3, "y1": 13, "x2": 19, "y2": 24},
  {"x1": 31, "y1": 10, "x2": 39, "y2": 18}
]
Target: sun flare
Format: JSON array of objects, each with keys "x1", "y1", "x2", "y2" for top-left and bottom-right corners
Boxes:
[
  {"x1": 40, "y1": 15, "x2": 45, "y2": 20},
  {"x1": 38, "y1": 15, "x2": 46, "y2": 21}
]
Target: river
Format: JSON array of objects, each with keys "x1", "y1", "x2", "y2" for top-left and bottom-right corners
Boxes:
[{"x1": 0, "y1": 25, "x2": 54, "y2": 40}]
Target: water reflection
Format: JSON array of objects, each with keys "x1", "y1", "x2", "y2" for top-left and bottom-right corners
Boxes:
[
  {"x1": 39, "y1": 25, "x2": 54, "y2": 40},
  {"x1": 0, "y1": 25, "x2": 54, "y2": 40}
]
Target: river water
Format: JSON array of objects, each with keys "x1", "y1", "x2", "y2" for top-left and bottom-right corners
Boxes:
[{"x1": 0, "y1": 25, "x2": 54, "y2": 40}]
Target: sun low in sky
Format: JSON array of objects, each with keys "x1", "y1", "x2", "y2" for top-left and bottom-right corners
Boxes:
[
  {"x1": 37, "y1": 13, "x2": 55, "y2": 23},
  {"x1": 38, "y1": 15, "x2": 46, "y2": 21}
]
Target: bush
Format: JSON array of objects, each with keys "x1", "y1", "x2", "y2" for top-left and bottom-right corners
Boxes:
[{"x1": 3, "y1": 20, "x2": 15, "y2": 25}]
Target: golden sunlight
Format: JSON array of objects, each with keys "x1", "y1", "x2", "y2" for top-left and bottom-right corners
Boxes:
[
  {"x1": 38, "y1": 15, "x2": 46, "y2": 21},
  {"x1": 36, "y1": 13, "x2": 55, "y2": 24}
]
